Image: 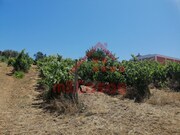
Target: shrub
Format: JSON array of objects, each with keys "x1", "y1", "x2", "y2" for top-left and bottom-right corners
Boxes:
[
  {"x1": 122, "y1": 60, "x2": 152, "y2": 102},
  {"x1": 13, "y1": 50, "x2": 32, "y2": 72},
  {"x1": 150, "y1": 61, "x2": 167, "y2": 88},
  {"x1": 78, "y1": 57, "x2": 126, "y2": 95},
  {"x1": 166, "y1": 62, "x2": 180, "y2": 91},
  {"x1": 86, "y1": 47, "x2": 117, "y2": 61},
  {"x1": 1, "y1": 50, "x2": 19, "y2": 58},
  {"x1": 7, "y1": 58, "x2": 15, "y2": 66},
  {"x1": 13, "y1": 71, "x2": 25, "y2": 79},
  {"x1": 37, "y1": 55, "x2": 77, "y2": 102},
  {"x1": 0, "y1": 56, "x2": 7, "y2": 62},
  {"x1": 86, "y1": 48, "x2": 106, "y2": 61},
  {"x1": 78, "y1": 61, "x2": 94, "y2": 81}
]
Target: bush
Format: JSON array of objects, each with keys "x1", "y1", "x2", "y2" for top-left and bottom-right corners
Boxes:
[
  {"x1": 1, "y1": 50, "x2": 19, "y2": 58},
  {"x1": 78, "y1": 61, "x2": 94, "y2": 81},
  {"x1": 7, "y1": 58, "x2": 15, "y2": 66},
  {"x1": 122, "y1": 60, "x2": 152, "y2": 102},
  {"x1": 13, "y1": 50, "x2": 32, "y2": 72},
  {"x1": 0, "y1": 56, "x2": 7, "y2": 62},
  {"x1": 13, "y1": 71, "x2": 24, "y2": 79},
  {"x1": 86, "y1": 48, "x2": 106, "y2": 61},
  {"x1": 150, "y1": 61, "x2": 167, "y2": 88},
  {"x1": 166, "y1": 62, "x2": 180, "y2": 91},
  {"x1": 78, "y1": 57, "x2": 126, "y2": 95},
  {"x1": 37, "y1": 55, "x2": 77, "y2": 102}
]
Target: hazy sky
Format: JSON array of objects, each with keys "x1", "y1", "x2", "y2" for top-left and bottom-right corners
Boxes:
[{"x1": 0, "y1": 0, "x2": 180, "y2": 60}]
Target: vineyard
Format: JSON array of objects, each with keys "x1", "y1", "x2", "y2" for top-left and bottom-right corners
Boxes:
[
  {"x1": 0, "y1": 46, "x2": 180, "y2": 134},
  {"x1": 36, "y1": 46, "x2": 180, "y2": 103},
  {"x1": 0, "y1": 46, "x2": 180, "y2": 103}
]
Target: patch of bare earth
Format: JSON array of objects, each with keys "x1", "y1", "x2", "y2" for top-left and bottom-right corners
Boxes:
[{"x1": 0, "y1": 62, "x2": 180, "y2": 135}]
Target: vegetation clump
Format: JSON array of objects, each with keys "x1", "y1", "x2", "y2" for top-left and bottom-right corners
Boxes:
[
  {"x1": 13, "y1": 71, "x2": 25, "y2": 79},
  {"x1": 13, "y1": 49, "x2": 33, "y2": 73}
]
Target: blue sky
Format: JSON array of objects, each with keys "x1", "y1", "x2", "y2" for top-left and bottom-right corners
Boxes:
[{"x1": 0, "y1": 0, "x2": 180, "y2": 60}]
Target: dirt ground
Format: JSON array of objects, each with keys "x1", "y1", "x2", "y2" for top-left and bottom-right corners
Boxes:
[{"x1": 0, "y1": 62, "x2": 180, "y2": 135}]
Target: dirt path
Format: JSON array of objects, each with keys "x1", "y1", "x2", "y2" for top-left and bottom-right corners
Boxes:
[
  {"x1": 0, "y1": 62, "x2": 180, "y2": 135},
  {"x1": 0, "y1": 63, "x2": 42, "y2": 134}
]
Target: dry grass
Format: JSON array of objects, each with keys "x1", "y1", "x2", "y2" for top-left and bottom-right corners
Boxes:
[
  {"x1": 148, "y1": 89, "x2": 180, "y2": 106},
  {"x1": 41, "y1": 98, "x2": 85, "y2": 115}
]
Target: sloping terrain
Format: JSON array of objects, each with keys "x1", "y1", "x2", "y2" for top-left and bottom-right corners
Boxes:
[{"x1": 0, "y1": 62, "x2": 180, "y2": 135}]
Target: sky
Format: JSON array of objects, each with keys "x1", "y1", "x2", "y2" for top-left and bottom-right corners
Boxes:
[{"x1": 0, "y1": 0, "x2": 180, "y2": 61}]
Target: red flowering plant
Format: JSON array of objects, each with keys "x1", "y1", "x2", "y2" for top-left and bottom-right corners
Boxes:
[{"x1": 77, "y1": 43, "x2": 126, "y2": 95}]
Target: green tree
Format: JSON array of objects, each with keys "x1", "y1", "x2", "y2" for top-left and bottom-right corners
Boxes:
[{"x1": 34, "y1": 51, "x2": 46, "y2": 61}]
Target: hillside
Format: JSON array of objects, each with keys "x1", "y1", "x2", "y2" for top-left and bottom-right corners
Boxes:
[{"x1": 0, "y1": 62, "x2": 180, "y2": 135}]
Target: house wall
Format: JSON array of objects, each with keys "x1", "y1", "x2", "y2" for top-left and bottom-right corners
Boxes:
[
  {"x1": 156, "y1": 56, "x2": 166, "y2": 63},
  {"x1": 175, "y1": 60, "x2": 180, "y2": 63},
  {"x1": 156, "y1": 56, "x2": 180, "y2": 63}
]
